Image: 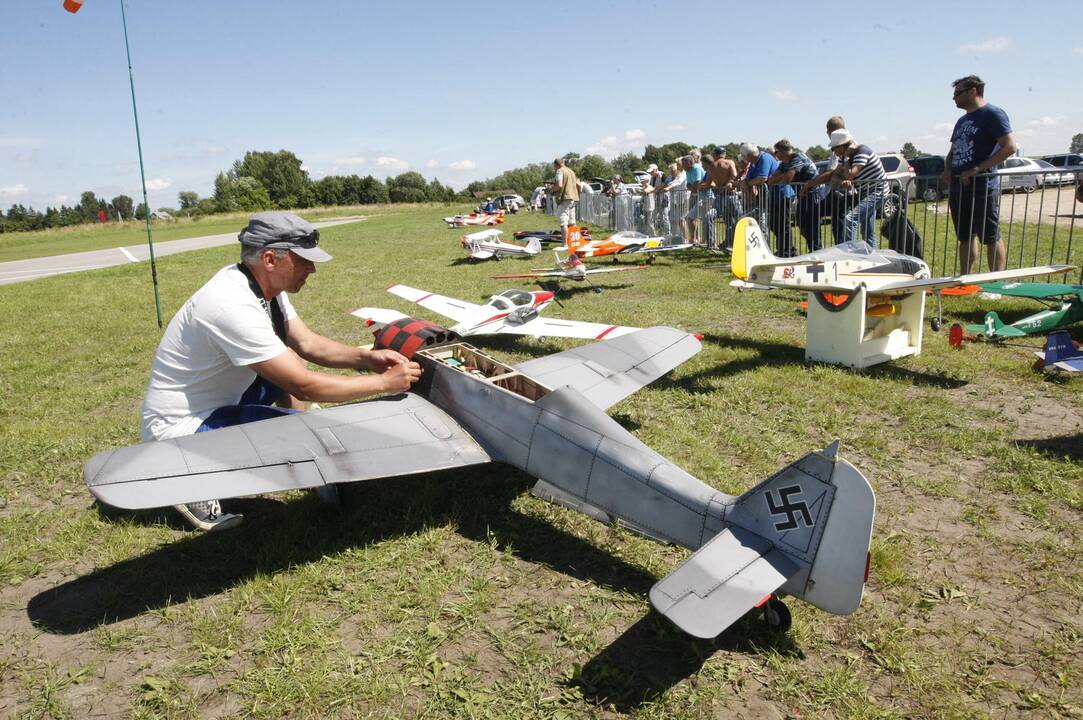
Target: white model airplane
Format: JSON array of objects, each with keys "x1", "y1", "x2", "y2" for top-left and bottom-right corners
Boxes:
[
  {"x1": 351, "y1": 284, "x2": 641, "y2": 340},
  {"x1": 493, "y1": 251, "x2": 649, "y2": 292},
  {"x1": 729, "y1": 217, "x2": 1073, "y2": 368},
  {"x1": 461, "y1": 230, "x2": 542, "y2": 261},
  {"x1": 85, "y1": 325, "x2": 876, "y2": 639},
  {"x1": 444, "y1": 210, "x2": 505, "y2": 227}
]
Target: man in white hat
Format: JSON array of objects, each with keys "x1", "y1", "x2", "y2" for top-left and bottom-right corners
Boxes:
[
  {"x1": 140, "y1": 211, "x2": 421, "y2": 530},
  {"x1": 824, "y1": 128, "x2": 888, "y2": 247}
]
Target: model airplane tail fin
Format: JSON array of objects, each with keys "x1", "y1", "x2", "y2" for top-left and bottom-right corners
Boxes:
[
  {"x1": 1040, "y1": 331, "x2": 1082, "y2": 366},
  {"x1": 731, "y1": 217, "x2": 774, "y2": 280},
  {"x1": 565, "y1": 225, "x2": 588, "y2": 254},
  {"x1": 979, "y1": 311, "x2": 1026, "y2": 338},
  {"x1": 649, "y1": 441, "x2": 874, "y2": 638}
]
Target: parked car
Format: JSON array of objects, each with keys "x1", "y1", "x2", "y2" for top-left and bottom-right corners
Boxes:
[
  {"x1": 1032, "y1": 158, "x2": 1075, "y2": 186},
  {"x1": 996, "y1": 157, "x2": 1048, "y2": 193},
  {"x1": 808, "y1": 153, "x2": 909, "y2": 221},
  {"x1": 909, "y1": 155, "x2": 947, "y2": 202},
  {"x1": 1040, "y1": 153, "x2": 1083, "y2": 169},
  {"x1": 498, "y1": 193, "x2": 526, "y2": 210}
]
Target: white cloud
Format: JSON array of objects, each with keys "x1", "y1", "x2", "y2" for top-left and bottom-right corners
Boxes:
[
  {"x1": 957, "y1": 36, "x2": 1010, "y2": 54},
  {"x1": 375, "y1": 156, "x2": 408, "y2": 170},
  {"x1": 448, "y1": 160, "x2": 476, "y2": 170},
  {"x1": 933, "y1": 122, "x2": 954, "y2": 132},
  {"x1": 425, "y1": 159, "x2": 439, "y2": 169},
  {"x1": 144, "y1": 178, "x2": 172, "y2": 191},
  {"x1": 14, "y1": 149, "x2": 36, "y2": 162},
  {"x1": 1028, "y1": 115, "x2": 1064, "y2": 127},
  {"x1": 53, "y1": 194, "x2": 68, "y2": 204},
  {"x1": 201, "y1": 144, "x2": 226, "y2": 156},
  {"x1": 1016, "y1": 128, "x2": 1037, "y2": 137},
  {"x1": 300, "y1": 164, "x2": 311, "y2": 172},
  {"x1": 772, "y1": 89, "x2": 798, "y2": 102},
  {"x1": 584, "y1": 129, "x2": 650, "y2": 160},
  {"x1": 334, "y1": 155, "x2": 367, "y2": 166},
  {"x1": 0, "y1": 136, "x2": 37, "y2": 147},
  {"x1": 1073, "y1": 47, "x2": 1083, "y2": 56},
  {"x1": 0, "y1": 183, "x2": 29, "y2": 198},
  {"x1": 666, "y1": 123, "x2": 686, "y2": 132}
]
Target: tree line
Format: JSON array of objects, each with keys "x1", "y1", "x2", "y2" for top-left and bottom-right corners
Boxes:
[{"x1": 4, "y1": 135, "x2": 1081, "y2": 234}]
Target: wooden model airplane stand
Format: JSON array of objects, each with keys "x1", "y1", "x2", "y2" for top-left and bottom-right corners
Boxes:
[{"x1": 805, "y1": 286, "x2": 925, "y2": 369}]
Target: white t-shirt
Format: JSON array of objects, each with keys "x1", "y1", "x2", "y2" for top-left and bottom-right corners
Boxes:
[{"x1": 140, "y1": 264, "x2": 298, "y2": 441}]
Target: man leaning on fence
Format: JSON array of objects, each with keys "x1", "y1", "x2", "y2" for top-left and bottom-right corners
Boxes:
[
  {"x1": 771, "y1": 139, "x2": 822, "y2": 254},
  {"x1": 738, "y1": 143, "x2": 779, "y2": 248},
  {"x1": 641, "y1": 163, "x2": 663, "y2": 235},
  {"x1": 706, "y1": 147, "x2": 741, "y2": 253},
  {"x1": 942, "y1": 74, "x2": 1015, "y2": 275},
  {"x1": 551, "y1": 157, "x2": 580, "y2": 243},
  {"x1": 827, "y1": 129, "x2": 887, "y2": 248}
]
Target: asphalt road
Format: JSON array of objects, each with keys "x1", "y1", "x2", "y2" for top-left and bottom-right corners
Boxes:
[{"x1": 0, "y1": 217, "x2": 363, "y2": 287}]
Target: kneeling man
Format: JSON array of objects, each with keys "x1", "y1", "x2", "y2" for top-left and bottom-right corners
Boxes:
[{"x1": 141, "y1": 211, "x2": 421, "y2": 530}]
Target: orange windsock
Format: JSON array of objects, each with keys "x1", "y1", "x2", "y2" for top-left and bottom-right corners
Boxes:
[{"x1": 63, "y1": 0, "x2": 84, "y2": 13}]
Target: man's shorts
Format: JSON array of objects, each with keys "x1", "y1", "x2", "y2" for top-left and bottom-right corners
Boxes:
[
  {"x1": 949, "y1": 182, "x2": 1001, "y2": 246},
  {"x1": 685, "y1": 201, "x2": 699, "y2": 221},
  {"x1": 556, "y1": 200, "x2": 577, "y2": 226},
  {"x1": 196, "y1": 376, "x2": 297, "y2": 432}
]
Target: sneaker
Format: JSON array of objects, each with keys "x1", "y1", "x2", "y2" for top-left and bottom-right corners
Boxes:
[
  {"x1": 979, "y1": 292, "x2": 1003, "y2": 300},
  {"x1": 174, "y1": 499, "x2": 243, "y2": 532}
]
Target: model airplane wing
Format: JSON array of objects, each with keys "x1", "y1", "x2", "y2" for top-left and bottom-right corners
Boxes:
[
  {"x1": 387, "y1": 284, "x2": 481, "y2": 322},
  {"x1": 349, "y1": 306, "x2": 411, "y2": 326},
  {"x1": 978, "y1": 281, "x2": 1083, "y2": 300},
  {"x1": 626, "y1": 242, "x2": 695, "y2": 254},
  {"x1": 493, "y1": 265, "x2": 648, "y2": 279},
  {"x1": 876, "y1": 265, "x2": 1073, "y2": 294},
  {"x1": 513, "y1": 326, "x2": 701, "y2": 410},
  {"x1": 84, "y1": 394, "x2": 491, "y2": 510},
  {"x1": 489, "y1": 316, "x2": 641, "y2": 340}
]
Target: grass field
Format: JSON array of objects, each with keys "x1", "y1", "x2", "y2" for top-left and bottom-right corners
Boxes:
[{"x1": 0, "y1": 205, "x2": 1080, "y2": 719}]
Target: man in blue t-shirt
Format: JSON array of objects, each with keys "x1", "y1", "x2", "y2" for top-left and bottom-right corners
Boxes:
[
  {"x1": 682, "y1": 152, "x2": 708, "y2": 244},
  {"x1": 941, "y1": 75, "x2": 1016, "y2": 274},
  {"x1": 768, "y1": 139, "x2": 820, "y2": 255},
  {"x1": 738, "y1": 143, "x2": 780, "y2": 245}
]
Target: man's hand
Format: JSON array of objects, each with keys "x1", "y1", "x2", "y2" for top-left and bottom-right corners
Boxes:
[
  {"x1": 380, "y1": 361, "x2": 422, "y2": 393},
  {"x1": 361, "y1": 348, "x2": 408, "y2": 372},
  {"x1": 958, "y1": 167, "x2": 981, "y2": 186}
]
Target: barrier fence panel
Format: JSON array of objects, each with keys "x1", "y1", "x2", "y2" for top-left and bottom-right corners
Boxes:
[{"x1": 548, "y1": 169, "x2": 1081, "y2": 281}]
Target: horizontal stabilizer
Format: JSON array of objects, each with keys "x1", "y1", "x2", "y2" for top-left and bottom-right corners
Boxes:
[
  {"x1": 649, "y1": 526, "x2": 799, "y2": 638},
  {"x1": 349, "y1": 306, "x2": 410, "y2": 326}
]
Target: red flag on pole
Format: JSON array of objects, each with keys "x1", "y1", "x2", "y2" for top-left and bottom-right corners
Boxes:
[{"x1": 63, "y1": 0, "x2": 84, "y2": 12}]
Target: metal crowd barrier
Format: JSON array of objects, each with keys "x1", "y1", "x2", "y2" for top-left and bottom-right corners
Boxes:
[{"x1": 546, "y1": 170, "x2": 1082, "y2": 281}]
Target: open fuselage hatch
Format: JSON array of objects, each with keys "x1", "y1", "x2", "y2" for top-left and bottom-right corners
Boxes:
[{"x1": 416, "y1": 342, "x2": 552, "y2": 402}]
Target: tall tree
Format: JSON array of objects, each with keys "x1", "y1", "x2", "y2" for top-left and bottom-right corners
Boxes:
[
  {"x1": 230, "y1": 150, "x2": 309, "y2": 208},
  {"x1": 1070, "y1": 133, "x2": 1083, "y2": 153},
  {"x1": 110, "y1": 194, "x2": 134, "y2": 220},
  {"x1": 575, "y1": 154, "x2": 616, "y2": 182},
  {"x1": 642, "y1": 142, "x2": 693, "y2": 169},
  {"x1": 177, "y1": 191, "x2": 200, "y2": 212},
  {"x1": 900, "y1": 142, "x2": 922, "y2": 159},
  {"x1": 806, "y1": 145, "x2": 831, "y2": 162},
  {"x1": 611, "y1": 152, "x2": 643, "y2": 180}
]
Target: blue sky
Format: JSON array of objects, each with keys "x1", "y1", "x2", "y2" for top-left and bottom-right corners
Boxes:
[{"x1": 3, "y1": 0, "x2": 1081, "y2": 211}]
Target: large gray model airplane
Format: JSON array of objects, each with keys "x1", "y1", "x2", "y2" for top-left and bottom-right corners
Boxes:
[{"x1": 84, "y1": 324, "x2": 875, "y2": 638}]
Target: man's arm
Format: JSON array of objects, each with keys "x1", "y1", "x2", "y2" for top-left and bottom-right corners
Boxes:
[
  {"x1": 800, "y1": 168, "x2": 833, "y2": 196},
  {"x1": 767, "y1": 166, "x2": 796, "y2": 186},
  {"x1": 958, "y1": 133, "x2": 1017, "y2": 183},
  {"x1": 286, "y1": 315, "x2": 407, "y2": 372},
  {"x1": 941, "y1": 142, "x2": 955, "y2": 187},
  {"x1": 250, "y1": 347, "x2": 420, "y2": 404}
]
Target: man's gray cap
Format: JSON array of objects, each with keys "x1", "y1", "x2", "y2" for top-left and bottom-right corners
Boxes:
[{"x1": 238, "y1": 211, "x2": 333, "y2": 263}]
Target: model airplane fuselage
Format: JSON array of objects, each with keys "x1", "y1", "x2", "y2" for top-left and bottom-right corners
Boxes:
[
  {"x1": 84, "y1": 327, "x2": 875, "y2": 639},
  {"x1": 445, "y1": 210, "x2": 505, "y2": 227},
  {"x1": 729, "y1": 218, "x2": 1073, "y2": 368},
  {"x1": 493, "y1": 251, "x2": 649, "y2": 287},
  {"x1": 559, "y1": 229, "x2": 693, "y2": 259},
  {"x1": 966, "y1": 282, "x2": 1083, "y2": 339},
  {"x1": 461, "y1": 230, "x2": 541, "y2": 260},
  {"x1": 352, "y1": 284, "x2": 641, "y2": 340}
]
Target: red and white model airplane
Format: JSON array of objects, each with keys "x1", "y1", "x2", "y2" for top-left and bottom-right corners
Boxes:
[
  {"x1": 461, "y1": 230, "x2": 542, "y2": 261},
  {"x1": 351, "y1": 284, "x2": 641, "y2": 340},
  {"x1": 444, "y1": 210, "x2": 506, "y2": 227}
]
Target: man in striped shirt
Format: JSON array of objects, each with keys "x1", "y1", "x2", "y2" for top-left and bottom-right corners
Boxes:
[{"x1": 828, "y1": 129, "x2": 887, "y2": 247}]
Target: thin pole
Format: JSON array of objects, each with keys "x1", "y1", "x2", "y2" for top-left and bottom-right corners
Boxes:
[{"x1": 119, "y1": 0, "x2": 163, "y2": 328}]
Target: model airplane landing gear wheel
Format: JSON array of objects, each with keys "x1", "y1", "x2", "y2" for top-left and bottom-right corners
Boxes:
[
  {"x1": 931, "y1": 317, "x2": 942, "y2": 332},
  {"x1": 931, "y1": 290, "x2": 943, "y2": 332},
  {"x1": 763, "y1": 596, "x2": 792, "y2": 633}
]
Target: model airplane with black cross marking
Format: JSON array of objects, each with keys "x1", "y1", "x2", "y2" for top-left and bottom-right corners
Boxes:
[
  {"x1": 351, "y1": 284, "x2": 642, "y2": 340},
  {"x1": 729, "y1": 217, "x2": 1073, "y2": 368},
  {"x1": 84, "y1": 323, "x2": 876, "y2": 639}
]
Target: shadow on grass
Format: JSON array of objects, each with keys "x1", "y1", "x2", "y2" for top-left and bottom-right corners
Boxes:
[
  {"x1": 568, "y1": 610, "x2": 800, "y2": 711},
  {"x1": 667, "y1": 331, "x2": 969, "y2": 390},
  {"x1": 28, "y1": 465, "x2": 659, "y2": 635},
  {"x1": 1014, "y1": 432, "x2": 1083, "y2": 463}
]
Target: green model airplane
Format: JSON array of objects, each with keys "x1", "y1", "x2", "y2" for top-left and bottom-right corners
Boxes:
[{"x1": 967, "y1": 281, "x2": 1083, "y2": 338}]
